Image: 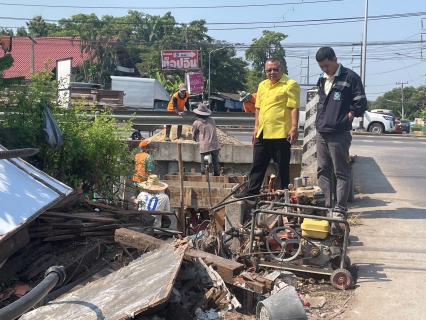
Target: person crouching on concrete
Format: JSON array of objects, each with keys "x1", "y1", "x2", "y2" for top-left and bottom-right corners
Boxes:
[
  {"x1": 131, "y1": 174, "x2": 177, "y2": 229},
  {"x1": 192, "y1": 103, "x2": 221, "y2": 176},
  {"x1": 165, "y1": 83, "x2": 190, "y2": 141}
]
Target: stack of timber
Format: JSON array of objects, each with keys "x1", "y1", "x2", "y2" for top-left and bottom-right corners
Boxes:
[
  {"x1": 28, "y1": 199, "x2": 155, "y2": 243},
  {"x1": 163, "y1": 173, "x2": 246, "y2": 209}
]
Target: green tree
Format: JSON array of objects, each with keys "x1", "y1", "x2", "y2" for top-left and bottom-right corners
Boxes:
[
  {"x1": 0, "y1": 54, "x2": 25, "y2": 89},
  {"x1": 26, "y1": 15, "x2": 49, "y2": 36},
  {"x1": 205, "y1": 45, "x2": 247, "y2": 93},
  {"x1": 372, "y1": 86, "x2": 424, "y2": 119},
  {"x1": 245, "y1": 30, "x2": 288, "y2": 74},
  {"x1": 57, "y1": 14, "x2": 119, "y2": 87},
  {"x1": 0, "y1": 28, "x2": 13, "y2": 36},
  {"x1": 1, "y1": 67, "x2": 134, "y2": 201},
  {"x1": 16, "y1": 27, "x2": 28, "y2": 36}
]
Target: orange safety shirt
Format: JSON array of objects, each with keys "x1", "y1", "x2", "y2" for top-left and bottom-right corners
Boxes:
[
  {"x1": 133, "y1": 152, "x2": 150, "y2": 183},
  {"x1": 243, "y1": 93, "x2": 257, "y2": 113},
  {"x1": 167, "y1": 91, "x2": 189, "y2": 112}
]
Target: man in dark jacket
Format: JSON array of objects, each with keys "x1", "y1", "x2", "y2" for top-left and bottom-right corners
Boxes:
[{"x1": 315, "y1": 47, "x2": 367, "y2": 211}]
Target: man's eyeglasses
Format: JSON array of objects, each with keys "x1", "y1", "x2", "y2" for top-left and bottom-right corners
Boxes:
[{"x1": 265, "y1": 68, "x2": 280, "y2": 73}]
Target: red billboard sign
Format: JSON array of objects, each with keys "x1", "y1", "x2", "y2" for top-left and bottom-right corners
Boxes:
[
  {"x1": 186, "y1": 73, "x2": 204, "y2": 94},
  {"x1": 161, "y1": 50, "x2": 199, "y2": 70}
]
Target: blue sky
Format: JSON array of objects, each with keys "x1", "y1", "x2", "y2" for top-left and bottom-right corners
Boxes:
[{"x1": 1, "y1": 0, "x2": 425, "y2": 102}]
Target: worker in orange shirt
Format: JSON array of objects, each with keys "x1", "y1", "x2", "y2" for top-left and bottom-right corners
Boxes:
[
  {"x1": 239, "y1": 91, "x2": 257, "y2": 113},
  {"x1": 132, "y1": 140, "x2": 154, "y2": 186},
  {"x1": 165, "y1": 83, "x2": 190, "y2": 141}
]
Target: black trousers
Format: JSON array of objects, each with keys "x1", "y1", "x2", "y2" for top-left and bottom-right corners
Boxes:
[
  {"x1": 165, "y1": 125, "x2": 182, "y2": 137},
  {"x1": 200, "y1": 149, "x2": 220, "y2": 176},
  {"x1": 245, "y1": 133, "x2": 291, "y2": 195}
]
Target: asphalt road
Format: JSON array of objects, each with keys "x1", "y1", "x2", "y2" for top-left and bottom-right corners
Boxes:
[{"x1": 350, "y1": 134, "x2": 426, "y2": 208}]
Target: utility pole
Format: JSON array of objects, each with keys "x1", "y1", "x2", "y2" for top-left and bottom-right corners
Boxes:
[
  {"x1": 300, "y1": 54, "x2": 311, "y2": 84},
  {"x1": 359, "y1": 0, "x2": 369, "y2": 130},
  {"x1": 396, "y1": 81, "x2": 408, "y2": 119},
  {"x1": 28, "y1": 35, "x2": 37, "y2": 74}
]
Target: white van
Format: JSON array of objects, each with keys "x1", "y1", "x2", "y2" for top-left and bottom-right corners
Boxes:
[{"x1": 110, "y1": 76, "x2": 170, "y2": 110}]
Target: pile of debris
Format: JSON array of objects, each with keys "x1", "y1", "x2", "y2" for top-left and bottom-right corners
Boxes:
[{"x1": 147, "y1": 125, "x2": 245, "y2": 146}]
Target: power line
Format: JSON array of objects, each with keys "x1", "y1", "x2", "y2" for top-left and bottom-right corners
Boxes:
[
  {"x1": 1, "y1": 11, "x2": 426, "y2": 29},
  {"x1": 0, "y1": 0, "x2": 344, "y2": 10}
]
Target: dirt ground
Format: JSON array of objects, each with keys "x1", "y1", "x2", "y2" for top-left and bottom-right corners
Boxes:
[{"x1": 146, "y1": 125, "x2": 245, "y2": 146}]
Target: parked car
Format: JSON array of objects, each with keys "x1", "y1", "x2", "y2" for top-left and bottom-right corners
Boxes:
[{"x1": 399, "y1": 119, "x2": 411, "y2": 133}]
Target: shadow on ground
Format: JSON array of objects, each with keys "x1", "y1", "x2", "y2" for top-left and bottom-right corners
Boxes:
[{"x1": 352, "y1": 156, "x2": 395, "y2": 194}]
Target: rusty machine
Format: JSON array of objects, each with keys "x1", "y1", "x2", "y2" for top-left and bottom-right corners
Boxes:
[{"x1": 221, "y1": 184, "x2": 354, "y2": 290}]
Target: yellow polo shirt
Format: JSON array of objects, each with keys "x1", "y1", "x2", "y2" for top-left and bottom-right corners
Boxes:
[{"x1": 255, "y1": 75, "x2": 300, "y2": 139}]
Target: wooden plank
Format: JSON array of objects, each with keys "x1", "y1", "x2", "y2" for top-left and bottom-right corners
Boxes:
[
  {"x1": 78, "y1": 223, "x2": 140, "y2": 232},
  {"x1": 185, "y1": 249, "x2": 244, "y2": 284},
  {"x1": 114, "y1": 228, "x2": 167, "y2": 253},
  {"x1": 79, "y1": 231, "x2": 113, "y2": 237},
  {"x1": 0, "y1": 227, "x2": 30, "y2": 262},
  {"x1": 41, "y1": 261, "x2": 122, "y2": 306},
  {"x1": 214, "y1": 207, "x2": 226, "y2": 231},
  {"x1": 43, "y1": 235, "x2": 76, "y2": 241},
  {"x1": 20, "y1": 254, "x2": 57, "y2": 281},
  {"x1": 42, "y1": 211, "x2": 119, "y2": 223},
  {"x1": 29, "y1": 228, "x2": 80, "y2": 238},
  {"x1": 20, "y1": 242, "x2": 187, "y2": 320},
  {"x1": 63, "y1": 241, "x2": 106, "y2": 282},
  {"x1": 27, "y1": 225, "x2": 54, "y2": 232}
]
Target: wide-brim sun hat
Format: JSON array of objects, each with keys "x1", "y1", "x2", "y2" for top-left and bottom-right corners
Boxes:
[
  {"x1": 193, "y1": 103, "x2": 211, "y2": 116},
  {"x1": 239, "y1": 91, "x2": 251, "y2": 101},
  {"x1": 138, "y1": 174, "x2": 168, "y2": 191}
]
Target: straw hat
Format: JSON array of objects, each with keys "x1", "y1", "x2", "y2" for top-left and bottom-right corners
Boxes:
[
  {"x1": 193, "y1": 103, "x2": 211, "y2": 116},
  {"x1": 239, "y1": 91, "x2": 251, "y2": 101},
  {"x1": 138, "y1": 174, "x2": 168, "y2": 191}
]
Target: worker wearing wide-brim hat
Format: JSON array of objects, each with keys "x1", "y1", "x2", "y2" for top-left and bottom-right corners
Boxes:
[
  {"x1": 131, "y1": 174, "x2": 177, "y2": 229},
  {"x1": 239, "y1": 91, "x2": 257, "y2": 113},
  {"x1": 192, "y1": 103, "x2": 221, "y2": 176}
]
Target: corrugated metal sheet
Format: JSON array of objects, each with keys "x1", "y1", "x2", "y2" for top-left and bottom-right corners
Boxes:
[{"x1": 0, "y1": 145, "x2": 73, "y2": 239}]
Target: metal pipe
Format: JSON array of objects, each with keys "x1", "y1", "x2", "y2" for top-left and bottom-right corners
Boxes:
[
  {"x1": 108, "y1": 111, "x2": 255, "y2": 126},
  {"x1": 0, "y1": 266, "x2": 66, "y2": 320}
]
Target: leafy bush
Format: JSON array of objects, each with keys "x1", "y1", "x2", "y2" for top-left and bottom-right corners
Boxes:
[
  {"x1": 412, "y1": 124, "x2": 423, "y2": 131},
  {"x1": 0, "y1": 67, "x2": 135, "y2": 203}
]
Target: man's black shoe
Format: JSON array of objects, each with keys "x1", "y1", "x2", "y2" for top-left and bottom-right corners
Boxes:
[{"x1": 232, "y1": 192, "x2": 256, "y2": 205}]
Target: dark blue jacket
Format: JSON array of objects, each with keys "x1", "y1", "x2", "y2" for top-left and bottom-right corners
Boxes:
[{"x1": 316, "y1": 64, "x2": 367, "y2": 133}]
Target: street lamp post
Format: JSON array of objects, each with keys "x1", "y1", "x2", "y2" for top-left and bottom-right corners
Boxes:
[{"x1": 208, "y1": 45, "x2": 234, "y2": 106}]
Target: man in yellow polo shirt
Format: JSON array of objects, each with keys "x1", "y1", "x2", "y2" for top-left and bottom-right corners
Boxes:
[{"x1": 233, "y1": 58, "x2": 300, "y2": 204}]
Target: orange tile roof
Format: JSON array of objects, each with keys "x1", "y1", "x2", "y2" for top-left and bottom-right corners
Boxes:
[{"x1": 0, "y1": 37, "x2": 121, "y2": 79}]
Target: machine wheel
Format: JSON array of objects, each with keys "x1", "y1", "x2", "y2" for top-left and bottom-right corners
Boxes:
[
  {"x1": 266, "y1": 226, "x2": 301, "y2": 262},
  {"x1": 131, "y1": 131, "x2": 143, "y2": 140},
  {"x1": 330, "y1": 268, "x2": 354, "y2": 290},
  {"x1": 368, "y1": 123, "x2": 384, "y2": 134},
  {"x1": 331, "y1": 255, "x2": 351, "y2": 270}
]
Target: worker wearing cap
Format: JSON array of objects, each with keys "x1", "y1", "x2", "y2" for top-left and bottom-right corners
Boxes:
[
  {"x1": 132, "y1": 140, "x2": 155, "y2": 184},
  {"x1": 166, "y1": 83, "x2": 190, "y2": 141},
  {"x1": 239, "y1": 91, "x2": 257, "y2": 113}
]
